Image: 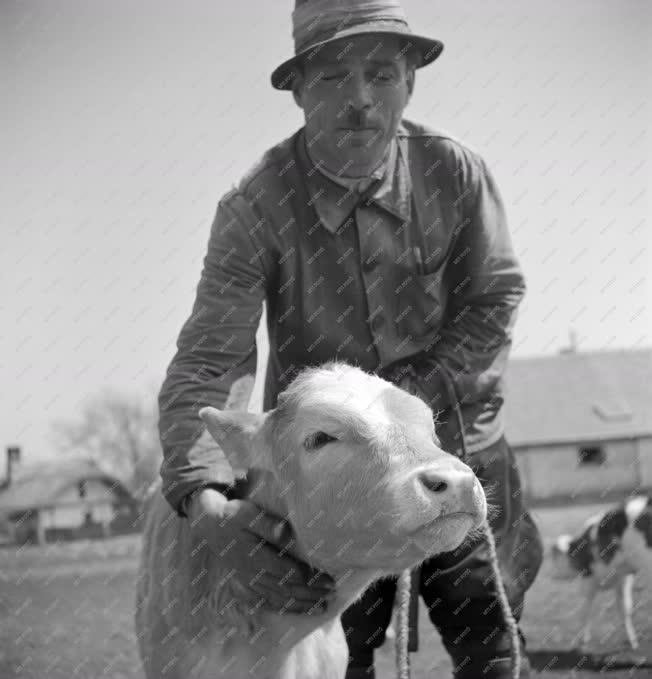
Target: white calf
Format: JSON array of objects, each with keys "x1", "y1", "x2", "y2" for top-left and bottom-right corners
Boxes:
[
  {"x1": 136, "y1": 362, "x2": 487, "y2": 679},
  {"x1": 551, "y1": 495, "x2": 652, "y2": 650}
]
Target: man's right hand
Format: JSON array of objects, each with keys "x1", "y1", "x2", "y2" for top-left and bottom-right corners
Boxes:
[{"x1": 186, "y1": 488, "x2": 336, "y2": 614}]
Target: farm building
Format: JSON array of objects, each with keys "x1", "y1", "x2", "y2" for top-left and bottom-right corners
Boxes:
[
  {"x1": 504, "y1": 347, "x2": 652, "y2": 505},
  {"x1": 0, "y1": 457, "x2": 139, "y2": 544}
]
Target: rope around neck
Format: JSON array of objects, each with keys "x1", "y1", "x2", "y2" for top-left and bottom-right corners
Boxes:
[{"x1": 394, "y1": 360, "x2": 521, "y2": 679}]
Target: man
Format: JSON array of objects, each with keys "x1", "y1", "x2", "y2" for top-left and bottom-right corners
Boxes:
[{"x1": 157, "y1": 1, "x2": 543, "y2": 677}]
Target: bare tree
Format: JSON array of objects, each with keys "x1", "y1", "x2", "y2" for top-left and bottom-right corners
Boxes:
[{"x1": 51, "y1": 384, "x2": 161, "y2": 500}]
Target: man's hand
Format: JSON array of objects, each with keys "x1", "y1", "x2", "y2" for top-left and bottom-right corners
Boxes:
[
  {"x1": 380, "y1": 361, "x2": 421, "y2": 396},
  {"x1": 186, "y1": 488, "x2": 336, "y2": 614}
]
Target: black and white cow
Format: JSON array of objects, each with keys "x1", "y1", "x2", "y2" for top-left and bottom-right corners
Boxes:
[{"x1": 551, "y1": 495, "x2": 652, "y2": 650}]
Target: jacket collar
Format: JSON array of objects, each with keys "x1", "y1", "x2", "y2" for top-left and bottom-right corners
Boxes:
[{"x1": 297, "y1": 126, "x2": 412, "y2": 234}]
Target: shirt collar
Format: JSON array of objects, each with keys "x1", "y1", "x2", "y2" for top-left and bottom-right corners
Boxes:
[{"x1": 298, "y1": 127, "x2": 412, "y2": 234}]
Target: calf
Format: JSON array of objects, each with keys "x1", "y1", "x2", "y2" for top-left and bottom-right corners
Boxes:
[
  {"x1": 551, "y1": 495, "x2": 652, "y2": 650},
  {"x1": 135, "y1": 362, "x2": 487, "y2": 679}
]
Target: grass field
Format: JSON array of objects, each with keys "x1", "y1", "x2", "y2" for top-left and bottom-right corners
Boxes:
[{"x1": 1, "y1": 502, "x2": 650, "y2": 679}]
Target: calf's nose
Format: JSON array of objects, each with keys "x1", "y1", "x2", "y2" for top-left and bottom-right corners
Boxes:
[{"x1": 418, "y1": 467, "x2": 477, "y2": 498}]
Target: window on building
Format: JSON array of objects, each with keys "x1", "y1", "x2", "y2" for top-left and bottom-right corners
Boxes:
[{"x1": 578, "y1": 446, "x2": 606, "y2": 466}]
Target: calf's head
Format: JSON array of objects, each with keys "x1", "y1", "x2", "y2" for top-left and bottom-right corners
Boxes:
[{"x1": 199, "y1": 362, "x2": 486, "y2": 573}]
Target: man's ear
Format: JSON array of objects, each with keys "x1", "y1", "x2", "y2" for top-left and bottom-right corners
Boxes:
[
  {"x1": 198, "y1": 407, "x2": 272, "y2": 472},
  {"x1": 405, "y1": 65, "x2": 415, "y2": 100}
]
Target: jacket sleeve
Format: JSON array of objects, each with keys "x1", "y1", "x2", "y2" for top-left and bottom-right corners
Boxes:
[
  {"x1": 157, "y1": 190, "x2": 267, "y2": 515},
  {"x1": 393, "y1": 152, "x2": 526, "y2": 410}
]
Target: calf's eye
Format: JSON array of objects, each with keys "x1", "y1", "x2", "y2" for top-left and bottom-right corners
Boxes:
[{"x1": 304, "y1": 431, "x2": 337, "y2": 450}]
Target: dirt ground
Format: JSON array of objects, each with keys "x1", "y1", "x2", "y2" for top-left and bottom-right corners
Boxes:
[{"x1": 1, "y1": 502, "x2": 650, "y2": 679}]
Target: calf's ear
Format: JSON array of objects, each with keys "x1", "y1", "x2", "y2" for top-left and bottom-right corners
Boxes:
[{"x1": 198, "y1": 407, "x2": 272, "y2": 472}]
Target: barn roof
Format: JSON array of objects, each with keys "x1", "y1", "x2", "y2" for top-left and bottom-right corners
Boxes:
[
  {"x1": 504, "y1": 347, "x2": 652, "y2": 447},
  {"x1": 0, "y1": 457, "x2": 133, "y2": 515}
]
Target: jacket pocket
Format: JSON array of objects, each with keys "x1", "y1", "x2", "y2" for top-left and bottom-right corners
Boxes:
[{"x1": 394, "y1": 269, "x2": 447, "y2": 341}]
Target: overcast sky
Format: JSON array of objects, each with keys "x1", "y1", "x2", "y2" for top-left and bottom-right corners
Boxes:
[{"x1": 1, "y1": 0, "x2": 650, "y2": 465}]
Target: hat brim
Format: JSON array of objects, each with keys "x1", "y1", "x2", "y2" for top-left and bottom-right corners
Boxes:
[{"x1": 270, "y1": 27, "x2": 444, "y2": 90}]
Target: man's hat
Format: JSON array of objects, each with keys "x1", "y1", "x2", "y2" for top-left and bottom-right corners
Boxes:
[{"x1": 270, "y1": 0, "x2": 444, "y2": 90}]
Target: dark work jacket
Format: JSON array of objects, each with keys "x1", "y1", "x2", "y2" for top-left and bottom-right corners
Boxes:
[{"x1": 158, "y1": 118, "x2": 527, "y2": 514}]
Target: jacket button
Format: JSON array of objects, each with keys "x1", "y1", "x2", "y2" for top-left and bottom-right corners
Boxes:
[
  {"x1": 362, "y1": 257, "x2": 378, "y2": 273},
  {"x1": 369, "y1": 315, "x2": 384, "y2": 332}
]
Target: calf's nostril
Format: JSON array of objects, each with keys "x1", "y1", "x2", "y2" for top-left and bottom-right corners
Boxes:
[
  {"x1": 419, "y1": 472, "x2": 449, "y2": 494},
  {"x1": 430, "y1": 480, "x2": 448, "y2": 493}
]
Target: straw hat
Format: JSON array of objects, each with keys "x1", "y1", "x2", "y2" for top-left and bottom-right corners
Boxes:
[{"x1": 271, "y1": 0, "x2": 444, "y2": 90}]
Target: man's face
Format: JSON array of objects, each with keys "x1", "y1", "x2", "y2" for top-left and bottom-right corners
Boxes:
[{"x1": 292, "y1": 34, "x2": 414, "y2": 176}]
